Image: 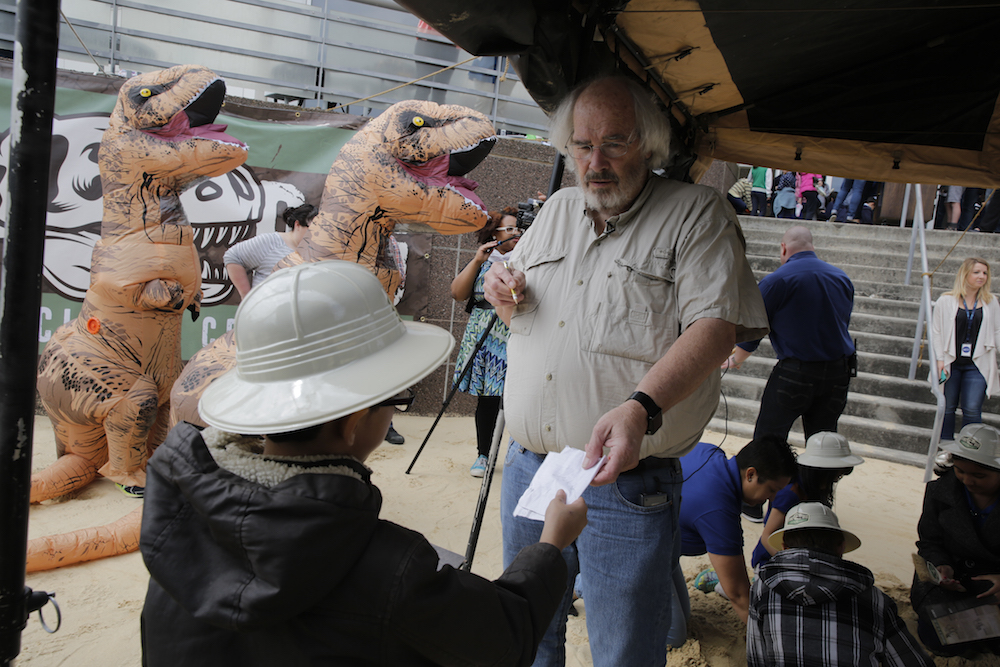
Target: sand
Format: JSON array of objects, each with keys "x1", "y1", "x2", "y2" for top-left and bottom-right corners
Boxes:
[{"x1": 14, "y1": 415, "x2": 998, "y2": 666}]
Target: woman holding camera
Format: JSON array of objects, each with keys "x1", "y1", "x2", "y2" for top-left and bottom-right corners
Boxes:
[{"x1": 451, "y1": 207, "x2": 521, "y2": 477}]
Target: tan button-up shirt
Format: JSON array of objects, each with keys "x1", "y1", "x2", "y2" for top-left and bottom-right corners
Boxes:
[{"x1": 504, "y1": 175, "x2": 768, "y2": 460}]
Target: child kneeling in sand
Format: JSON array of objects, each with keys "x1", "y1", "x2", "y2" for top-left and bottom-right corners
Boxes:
[
  {"x1": 747, "y1": 502, "x2": 933, "y2": 667},
  {"x1": 139, "y1": 261, "x2": 587, "y2": 666}
]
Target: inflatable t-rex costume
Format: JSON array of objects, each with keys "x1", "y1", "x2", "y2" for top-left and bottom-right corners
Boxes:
[
  {"x1": 29, "y1": 65, "x2": 248, "y2": 571},
  {"x1": 169, "y1": 99, "x2": 496, "y2": 427}
]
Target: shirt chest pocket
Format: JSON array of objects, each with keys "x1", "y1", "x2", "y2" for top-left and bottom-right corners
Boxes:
[
  {"x1": 508, "y1": 251, "x2": 566, "y2": 337},
  {"x1": 583, "y1": 250, "x2": 678, "y2": 364},
  {"x1": 612, "y1": 249, "x2": 676, "y2": 315}
]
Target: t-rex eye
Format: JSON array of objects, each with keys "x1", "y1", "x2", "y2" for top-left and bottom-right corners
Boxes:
[
  {"x1": 129, "y1": 84, "x2": 166, "y2": 105},
  {"x1": 412, "y1": 116, "x2": 424, "y2": 127}
]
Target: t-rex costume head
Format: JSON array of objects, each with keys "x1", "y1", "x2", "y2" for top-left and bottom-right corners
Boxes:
[
  {"x1": 29, "y1": 65, "x2": 248, "y2": 571},
  {"x1": 277, "y1": 99, "x2": 496, "y2": 295},
  {"x1": 170, "y1": 100, "x2": 496, "y2": 429}
]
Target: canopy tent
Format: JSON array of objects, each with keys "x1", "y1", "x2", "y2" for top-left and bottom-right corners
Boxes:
[{"x1": 396, "y1": 0, "x2": 1000, "y2": 186}]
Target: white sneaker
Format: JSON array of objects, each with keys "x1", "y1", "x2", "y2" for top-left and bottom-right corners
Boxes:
[{"x1": 470, "y1": 455, "x2": 488, "y2": 478}]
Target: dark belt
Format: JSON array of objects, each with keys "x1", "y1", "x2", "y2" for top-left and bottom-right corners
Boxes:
[
  {"x1": 777, "y1": 356, "x2": 850, "y2": 371},
  {"x1": 624, "y1": 455, "x2": 681, "y2": 475}
]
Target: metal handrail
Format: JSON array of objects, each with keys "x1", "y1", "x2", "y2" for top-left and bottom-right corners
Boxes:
[{"x1": 903, "y1": 183, "x2": 946, "y2": 482}]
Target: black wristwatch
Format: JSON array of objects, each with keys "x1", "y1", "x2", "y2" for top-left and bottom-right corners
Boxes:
[{"x1": 628, "y1": 391, "x2": 663, "y2": 435}]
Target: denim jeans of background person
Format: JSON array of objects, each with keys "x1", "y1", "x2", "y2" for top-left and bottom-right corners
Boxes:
[
  {"x1": 828, "y1": 179, "x2": 866, "y2": 222},
  {"x1": 484, "y1": 76, "x2": 768, "y2": 667}
]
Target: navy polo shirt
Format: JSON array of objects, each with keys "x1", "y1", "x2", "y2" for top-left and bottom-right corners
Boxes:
[
  {"x1": 679, "y1": 443, "x2": 744, "y2": 557},
  {"x1": 737, "y1": 251, "x2": 855, "y2": 361}
]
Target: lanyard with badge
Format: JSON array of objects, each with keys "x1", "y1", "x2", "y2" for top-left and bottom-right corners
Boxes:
[{"x1": 961, "y1": 296, "x2": 978, "y2": 357}]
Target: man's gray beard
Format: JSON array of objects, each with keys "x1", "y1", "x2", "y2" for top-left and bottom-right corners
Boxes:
[{"x1": 583, "y1": 165, "x2": 648, "y2": 217}]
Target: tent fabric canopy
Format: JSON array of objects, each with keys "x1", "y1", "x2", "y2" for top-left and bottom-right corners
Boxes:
[{"x1": 397, "y1": 0, "x2": 1000, "y2": 187}]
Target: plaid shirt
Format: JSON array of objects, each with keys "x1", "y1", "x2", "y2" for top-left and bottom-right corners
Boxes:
[{"x1": 748, "y1": 549, "x2": 934, "y2": 667}]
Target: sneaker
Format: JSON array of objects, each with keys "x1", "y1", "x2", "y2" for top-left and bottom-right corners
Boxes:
[
  {"x1": 694, "y1": 567, "x2": 719, "y2": 593},
  {"x1": 385, "y1": 425, "x2": 405, "y2": 445},
  {"x1": 741, "y1": 502, "x2": 764, "y2": 523},
  {"x1": 470, "y1": 455, "x2": 488, "y2": 478},
  {"x1": 828, "y1": 212, "x2": 838, "y2": 222},
  {"x1": 116, "y1": 483, "x2": 144, "y2": 499}
]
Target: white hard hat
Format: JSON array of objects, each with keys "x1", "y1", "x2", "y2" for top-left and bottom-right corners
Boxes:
[
  {"x1": 199, "y1": 261, "x2": 453, "y2": 434},
  {"x1": 767, "y1": 502, "x2": 861, "y2": 554},
  {"x1": 797, "y1": 432, "x2": 864, "y2": 468},
  {"x1": 940, "y1": 423, "x2": 1000, "y2": 470}
]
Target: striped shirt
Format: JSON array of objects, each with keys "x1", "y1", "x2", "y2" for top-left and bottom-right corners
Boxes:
[
  {"x1": 223, "y1": 233, "x2": 294, "y2": 288},
  {"x1": 748, "y1": 548, "x2": 934, "y2": 667}
]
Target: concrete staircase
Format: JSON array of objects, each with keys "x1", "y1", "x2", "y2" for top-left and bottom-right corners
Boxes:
[{"x1": 709, "y1": 217, "x2": 1000, "y2": 464}]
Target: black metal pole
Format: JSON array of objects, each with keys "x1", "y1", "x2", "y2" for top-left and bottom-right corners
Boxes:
[
  {"x1": 547, "y1": 152, "x2": 564, "y2": 197},
  {"x1": 406, "y1": 311, "x2": 498, "y2": 474},
  {"x1": 0, "y1": 1, "x2": 60, "y2": 664},
  {"x1": 461, "y1": 404, "x2": 504, "y2": 571}
]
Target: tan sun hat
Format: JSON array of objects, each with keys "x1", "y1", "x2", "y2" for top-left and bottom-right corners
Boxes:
[
  {"x1": 199, "y1": 260, "x2": 454, "y2": 434},
  {"x1": 796, "y1": 432, "x2": 865, "y2": 468},
  {"x1": 940, "y1": 423, "x2": 1000, "y2": 470},
  {"x1": 767, "y1": 502, "x2": 862, "y2": 554}
]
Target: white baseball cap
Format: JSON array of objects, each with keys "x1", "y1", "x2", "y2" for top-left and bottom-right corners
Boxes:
[
  {"x1": 768, "y1": 502, "x2": 862, "y2": 553},
  {"x1": 199, "y1": 261, "x2": 453, "y2": 434}
]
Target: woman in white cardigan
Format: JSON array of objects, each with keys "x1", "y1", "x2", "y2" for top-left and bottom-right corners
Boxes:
[{"x1": 932, "y1": 257, "x2": 1000, "y2": 440}]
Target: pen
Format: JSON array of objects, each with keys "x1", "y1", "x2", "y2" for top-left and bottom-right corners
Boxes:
[{"x1": 502, "y1": 261, "x2": 519, "y2": 304}]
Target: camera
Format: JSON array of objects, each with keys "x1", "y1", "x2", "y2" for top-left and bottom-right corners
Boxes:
[{"x1": 516, "y1": 198, "x2": 543, "y2": 229}]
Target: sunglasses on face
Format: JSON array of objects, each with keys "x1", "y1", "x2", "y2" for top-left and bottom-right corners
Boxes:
[{"x1": 374, "y1": 387, "x2": 415, "y2": 412}]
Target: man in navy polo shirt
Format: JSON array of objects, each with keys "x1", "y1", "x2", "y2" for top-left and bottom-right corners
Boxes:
[
  {"x1": 723, "y1": 225, "x2": 855, "y2": 444},
  {"x1": 668, "y1": 436, "x2": 796, "y2": 646}
]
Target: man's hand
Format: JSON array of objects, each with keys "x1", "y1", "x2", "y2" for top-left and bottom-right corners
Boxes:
[
  {"x1": 483, "y1": 262, "x2": 525, "y2": 326},
  {"x1": 710, "y1": 553, "x2": 751, "y2": 624},
  {"x1": 583, "y1": 399, "x2": 647, "y2": 486}
]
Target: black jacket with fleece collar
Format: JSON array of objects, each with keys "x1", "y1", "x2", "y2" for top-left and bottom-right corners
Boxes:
[{"x1": 140, "y1": 423, "x2": 567, "y2": 666}]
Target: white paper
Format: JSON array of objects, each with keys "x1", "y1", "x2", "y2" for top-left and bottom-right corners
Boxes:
[{"x1": 513, "y1": 448, "x2": 606, "y2": 521}]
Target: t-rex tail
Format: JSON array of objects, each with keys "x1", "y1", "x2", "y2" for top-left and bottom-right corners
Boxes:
[{"x1": 25, "y1": 507, "x2": 142, "y2": 572}]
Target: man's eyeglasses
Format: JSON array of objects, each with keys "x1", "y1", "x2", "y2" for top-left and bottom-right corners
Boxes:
[
  {"x1": 567, "y1": 134, "x2": 638, "y2": 160},
  {"x1": 374, "y1": 387, "x2": 415, "y2": 412}
]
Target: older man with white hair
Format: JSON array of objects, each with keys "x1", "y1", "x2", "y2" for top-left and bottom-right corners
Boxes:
[{"x1": 484, "y1": 75, "x2": 768, "y2": 666}]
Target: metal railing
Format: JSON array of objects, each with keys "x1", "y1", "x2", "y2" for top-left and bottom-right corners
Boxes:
[{"x1": 903, "y1": 183, "x2": 946, "y2": 482}]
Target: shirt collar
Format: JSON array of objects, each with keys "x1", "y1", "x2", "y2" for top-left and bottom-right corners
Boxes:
[{"x1": 786, "y1": 250, "x2": 818, "y2": 263}]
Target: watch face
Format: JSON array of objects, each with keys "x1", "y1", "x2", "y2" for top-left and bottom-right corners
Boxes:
[{"x1": 647, "y1": 412, "x2": 663, "y2": 435}]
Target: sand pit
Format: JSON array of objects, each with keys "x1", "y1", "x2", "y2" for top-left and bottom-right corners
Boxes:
[{"x1": 14, "y1": 415, "x2": 998, "y2": 666}]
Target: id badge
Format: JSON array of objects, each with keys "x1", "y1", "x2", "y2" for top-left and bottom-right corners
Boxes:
[{"x1": 961, "y1": 342, "x2": 973, "y2": 357}]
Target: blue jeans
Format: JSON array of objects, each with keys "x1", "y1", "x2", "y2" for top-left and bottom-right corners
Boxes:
[
  {"x1": 831, "y1": 179, "x2": 866, "y2": 221},
  {"x1": 942, "y1": 360, "x2": 987, "y2": 439},
  {"x1": 501, "y1": 441, "x2": 683, "y2": 667},
  {"x1": 668, "y1": 563, "x2": 690, "y2": 648}
]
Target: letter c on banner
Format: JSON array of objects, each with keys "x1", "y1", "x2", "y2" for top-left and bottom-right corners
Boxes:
[
  {"x1": 202, "y1": 316, "x2": 218, "y2": 346},
  {"x1": 39, "y1": 307, "x2": 53, "y2": 342}
]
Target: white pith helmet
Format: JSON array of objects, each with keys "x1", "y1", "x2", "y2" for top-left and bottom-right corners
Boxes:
[
  {"x1": 199, "y1": 260, "x2": 454, "y2": 434},
  {"x1": 767, "y1": 502, "x2": 862, "y2": 553},
  {"x1": 940, "y1": 423, "x2": 1000, "y2": 470},
  {"x1": 797, "y1": 432, "x2": 865, "y2": 468}
]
